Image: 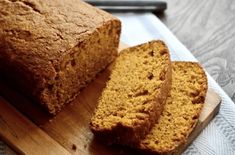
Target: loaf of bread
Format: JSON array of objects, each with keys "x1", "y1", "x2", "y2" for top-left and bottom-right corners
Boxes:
[
  {"x1": 0, "y1": 0, "x2": 121, "y2": 114},
  {"x1": 90, "y1": 40, "x2": 172, "y2": 145},
  {"x1": 138, "y1": 62, "x2": 208, "y2": 154}
]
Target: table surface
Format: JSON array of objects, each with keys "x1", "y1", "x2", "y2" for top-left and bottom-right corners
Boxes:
[{"x1": 157, "y1": 0, "x2": 235, "y2": 103}]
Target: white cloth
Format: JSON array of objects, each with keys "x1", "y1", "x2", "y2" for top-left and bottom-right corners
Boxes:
[
  {"x1": 0, "y1": 13, "x2": 235, "y2": 155},
  {"x1": 116, "y1": 13, "x2": 235, "y2": 155}
]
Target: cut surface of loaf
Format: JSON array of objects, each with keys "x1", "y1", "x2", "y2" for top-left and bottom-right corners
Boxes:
[
  {"x1": 90, "y1": 40, "x2": 172, "y2": 145},
  {"x1": 139, "y1": 62, "x2": 208, "y2": 154},
  {"x1": 0, "y1": 0, "x2": 121, "y2": 114}
]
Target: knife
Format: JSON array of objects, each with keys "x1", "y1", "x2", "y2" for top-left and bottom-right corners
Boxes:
[{"x1": 84, "y1": 0, "x2": 167, "y2": 12}]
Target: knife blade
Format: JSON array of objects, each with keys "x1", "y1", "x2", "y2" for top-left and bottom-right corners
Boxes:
[{"x1": 84, "y1": 0, "x2": 167, "y2": 12}]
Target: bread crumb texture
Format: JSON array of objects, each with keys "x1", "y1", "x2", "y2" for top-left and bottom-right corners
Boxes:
[
  {"x1": 90, "y1": 40, "x2": 172, "y2": 145},
  {"x1": 139, "y1": 62, "x2": 208, "y2": 154}
]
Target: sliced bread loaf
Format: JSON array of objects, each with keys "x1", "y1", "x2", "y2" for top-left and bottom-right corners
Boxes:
[
  {"x1": 0, "y1": 0, "x2": 120, "y2": 114},
  {"x1": 138, "y1": 62, "x2": 208, "y2": 154},
  {"x1": 90, "y1": 40, "x2": 172, "y2": 145}
]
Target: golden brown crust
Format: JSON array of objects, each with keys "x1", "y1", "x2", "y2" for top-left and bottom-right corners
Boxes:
[
  {"x1": 90, "y1": 40, "x2": 172, "y2": 145},
  {"x1": 0, "y1": 0, "x2": 121, "y2": 114},
  {"x1": 138, "y1": 61, "x2": 208, "y2": 154}
]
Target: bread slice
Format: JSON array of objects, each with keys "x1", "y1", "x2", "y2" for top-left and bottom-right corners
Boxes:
[
  {"x1": 138, "y1": 62, "x2": 208, "y2": 154},
  {"x1": 90, "y1": 40, "x2": 172, "y2": 145}
]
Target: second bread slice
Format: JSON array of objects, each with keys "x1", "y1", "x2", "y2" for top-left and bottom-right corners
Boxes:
[
  {"x1": 90, "y1": 40, "x2": 172, "y2": 145},
  {"x1": 138, "y1": 62, "x2": 208, "y2": 154}
]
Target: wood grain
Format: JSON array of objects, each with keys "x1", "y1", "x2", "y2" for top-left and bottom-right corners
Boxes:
[
  {"x1": 0, "y1": 97, "x2": 70, "y2": 155},
  {"x1": 158, "y1": 0, "x2": 235, "y2": 102}
]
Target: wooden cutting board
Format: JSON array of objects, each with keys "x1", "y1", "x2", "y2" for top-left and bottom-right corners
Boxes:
[{"x1": 0, "y1": 45, "x2": 221, "y2": 155}]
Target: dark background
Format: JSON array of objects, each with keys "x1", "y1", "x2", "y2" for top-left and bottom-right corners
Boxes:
[{"x1": 157, "y1": 0, "x2": 235, "y2": 102}]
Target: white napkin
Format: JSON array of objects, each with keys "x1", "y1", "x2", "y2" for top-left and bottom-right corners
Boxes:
[{"x1": 116, "y1": 13, "x2": 235, "y2": 155}]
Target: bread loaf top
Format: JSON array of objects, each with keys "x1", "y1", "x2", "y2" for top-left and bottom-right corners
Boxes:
[
  {"x1": 0, "y1": 0, "x2": 116, "y2": 57},
  {"x1": 0, "y1": 0, "x2": 119, "y2": 93}
]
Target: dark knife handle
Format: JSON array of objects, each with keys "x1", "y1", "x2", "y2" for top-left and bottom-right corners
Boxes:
[{"x1": 84, "y1": 0, "x2": 167, "y2": 12}]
